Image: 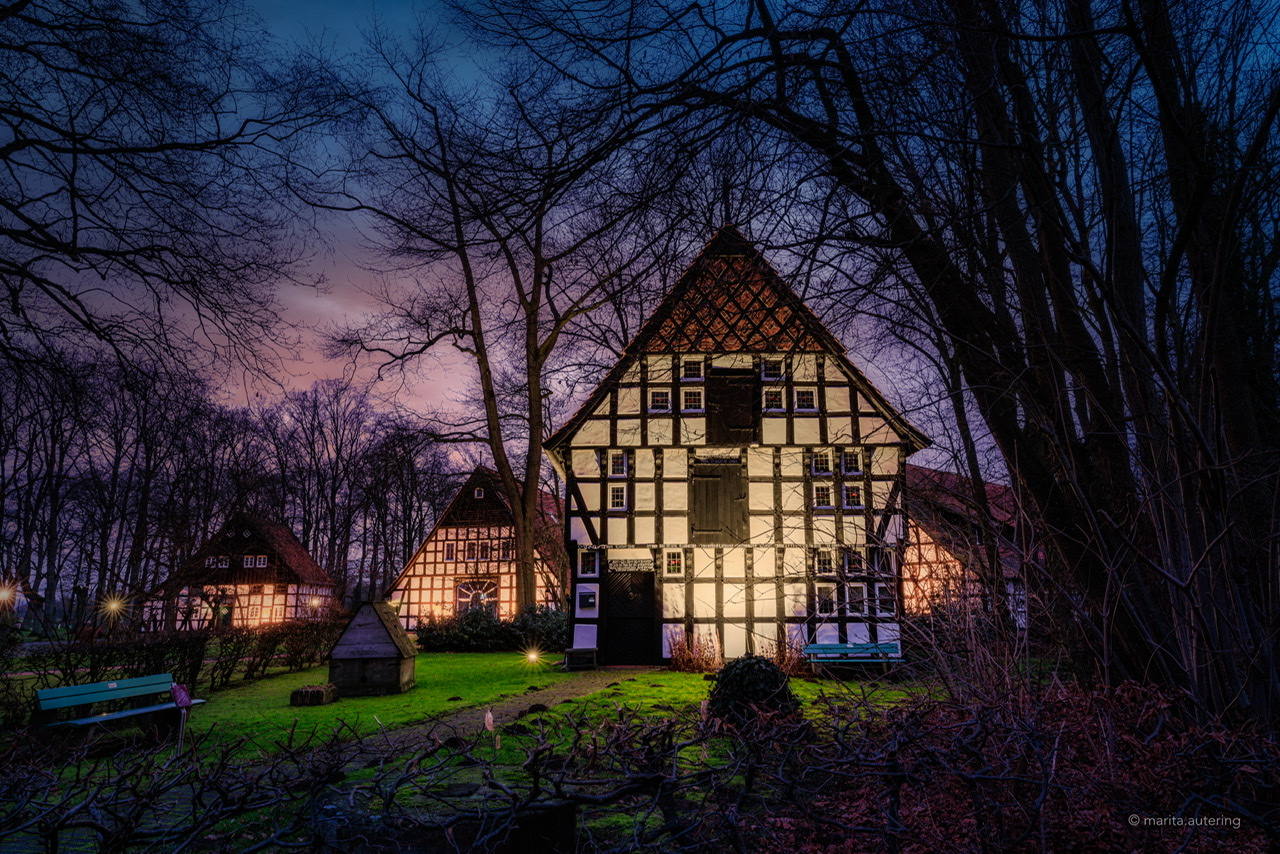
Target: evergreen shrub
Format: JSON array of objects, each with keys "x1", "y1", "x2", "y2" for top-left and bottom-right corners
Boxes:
[{"x1": 706, "y1": 654, "x2": 801, "y2": 726}]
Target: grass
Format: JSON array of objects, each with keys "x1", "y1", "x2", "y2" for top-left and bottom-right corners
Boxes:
[{"x1": 192, "y1": 651, "x2": 574, "y2": 745}]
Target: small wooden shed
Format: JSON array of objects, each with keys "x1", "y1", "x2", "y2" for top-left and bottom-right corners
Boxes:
[{"x1": 329, "y1": 602, "x2": 418, "y2": 696}]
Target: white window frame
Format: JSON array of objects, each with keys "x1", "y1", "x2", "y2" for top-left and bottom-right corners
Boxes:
[
  {"x1": 843, "y1": 483, "x2": 864, "y2": 509},
  {"x1": 216, "y1": 555, "x2": 229, "y2": 568},
  {"x1": 649, "y1": 389, "x2": 672, "y2": 411},
  {"x1": 579, "y1": 550, "x2": 600, "y2": 577},
  {"x1": 444, "y1": 542, "x2": 456, "y2": 561},
  {"x1": 815, "y1": 583, "x2": 837, "y2": 616},
  {"x1": 794, "y1": 387, "x2": 818, "y2": 411},
  {"x1": 811, "y1": 449, "x2": 833, "y2": 475},
  {"x1": 761, "y1": 358, "x2": 785, "y2": 380},
  {"x1": 609, "y1": 484, "x2": 628, "y2": 510},
  {"x1": 682, "y1": 388, "x2": 704, "y2": 411},
  {"x1": 474, "y1": 487, "x2": 484, "y2": 499},
  {"x1": 842, "y1": 448, "x2": 863, "y2": 475},
  {"x1": 681, "y1": 359, "x2": 704, "y2": 381},
  {"x1": 608, "y1": 450, "x2": 628, "y2": 478},
  {"x1": 814, "y1": 549, "x2": 835, "y2": 576},
  {"x1": 813, "y1": 483, "x2": 834, "y2": 509},
  {"x1": 664, "y1": 550, "x2": 684, "y2": 576},
  {"x1": 847, "y1": 582, "x2": 867, "y2": 615},
  {"x1": 465, "y1": 541, "x2": 478, "y2": 561},
  {"x1": 762, "y1": 388, "x2": 785, "y2": 411},
  {"x1": 875, "y1": 582, "x2": 897, "y2": 617}
]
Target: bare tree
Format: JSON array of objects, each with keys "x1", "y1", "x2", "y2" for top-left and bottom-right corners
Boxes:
[{"x1": 465, "y1": 0, "x2": 1280, "y2": 722}]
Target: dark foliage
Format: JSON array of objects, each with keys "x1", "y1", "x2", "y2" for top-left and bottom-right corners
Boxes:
[
  {"x1": 509, "y1": 606, "x2": 569, "y2": 652},
  {"x1": 415, "y1": 606, "x2": 568, "y2": 653},
  {"x1": 706, "y1": 654, "x2": 801, "y2": 726}
]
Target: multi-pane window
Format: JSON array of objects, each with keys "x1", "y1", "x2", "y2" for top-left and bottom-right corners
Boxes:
[
  {"x1": 875, "y1": 582, "x2": 897, "y2": 616},
  {"x1": 579, "y1": 551, "x2": 600, "y2": 576},
  {"x1": 763, "y1": 388, "x2": 784, "y2": 410},
  {"x1": 842, "y1": 448, "x2": 863, "y2": 474},
  {"x1": 811, "y1": 449, "x2": 833, "y2": 474},
  {"x1": 813, "y1": 484, "x2": 834, "y2": 507},
  {"x1": 681, "y1": 359, "x2": 703, "y2": 380},
  {"x1": 474, "y1": 487, "x2": 485, "y2": 499},
  {"x1": 609, "y1": 484, "x2": 627, "y2": 510},
  {"x1": 444, "y1": 542, "x2": 456, "y2": 561},
  {"x1": 762, "y1": 358, "x2": 784, "y2": 379},
  {"x1": 217, "y1": 555, "x2": 229, "y2": 567},
  {"x1": 843, "y1": 549, "x2": 865, "y2": 574},
  {"x1": 249, "y1": 584, "x2": 264, "y2": 595},
  {"x1": 242, "y1": 554, "x2": 267, "y2": 568},
  {"x1": 650, "y1": 389, "x2": 671, "y2": 411},
  {"x1": 608, "y1": 450, "x2": 627, "y2": 477},
  {"x1": 263, "y1": 584, "x2": 274, "y2": 595},
  {"x1": 664, "y1": 550, "x2": 684, "y2": 576},
  {"x1": 814, "y1": 549, "x2": 835, "y2": 575},
  {"x1": 499, "y1": 539, "x2": 514, "y2": 560},
  {"x1": 465, "y1": 541, "x2": 478, "y2": 561},
  {"x1": 795, "y1": 388, "x2": 817, "y2": 410},
  {"x1": 480, "y1": 542, "x2": 492, "y2": 560},
  {"x1": 816, "y1": 583, "x2": 837, "y2": 616},
  {"x1": 456, "y1": 579, "x2": 498, "y2": 614},
  {"x1": 682, "y1": 389, "x2": 703, "y2": 410},
  {"x1": 843, "y1": 484, "x2": 864, "y2": 509},
  {"x1": 847, "y1": 583, "x2": 867, "y2": 615}
]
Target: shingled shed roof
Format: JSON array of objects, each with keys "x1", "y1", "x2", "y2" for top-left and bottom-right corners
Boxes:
[
  {"x1": 169, "y1": 512, "x2": 335, "y2": 589},
  {"x1": 332, "y1": 601, "x2": 418, "y2": 660},
  {"x1": 546, "y1": 226, "x2": 929, "y2": 454}
]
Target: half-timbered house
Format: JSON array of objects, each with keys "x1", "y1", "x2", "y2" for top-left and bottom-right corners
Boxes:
[
  {"x1": 545, "y1": 227, "x2": 930, "y2": 664},
  {"x1": 385, "y1": 467, "x2": 567, "y2": 629},
  {"x1": 150, "y1": 513, "x2": 338, "y2": 630}
]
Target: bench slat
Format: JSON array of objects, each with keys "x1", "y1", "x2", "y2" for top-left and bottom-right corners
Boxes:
[
  {"x1": 803, "y1": 642, "x2": 901, "y2": 659},
  {"x1": 37, "y1": 673, "x2": 175, "y2": 711},
  {"x1": 48, "y1": 699, "x2": 206, "y2": 728}
]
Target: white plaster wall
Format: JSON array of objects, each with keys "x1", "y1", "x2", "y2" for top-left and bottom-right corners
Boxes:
[
  {"x1": 861, "y1": 417, "x2": 896, "y2": 443},
  {"x1": 665, "y1": 516, "x2": 688, "y2": 544},
  {"x1": 662, "y1": 584, "x2": 685, "y2": 618},
  {"x1": 618, "y1": 386, "x2": 641, "y2": 414},
  {"x1": 569, "y1": 519, "x2": 590, "y2": 543},
  {"x1": 572, "y1": 449, "x2": 600, "y2": 478},
  {"x1": 828, "y1": 416, "x2": 855, "y2": 443},
  {"x1": 662, "y1": 481, "x2": 687, "y2": 512},
  {"x1": 754, "y1": 583, "x2": 777, "y2": 618},
  {"x1": 650, "y1": 418, "x2": 673, "y2": 445},
  {"x1": 848, "y1": 623, "x2": 871, "y2": 643},
  {"x1": 815, "y1": 622, "x2": 839, "y2": 644},
  {"x1": 785, "y1": 583, "x2": 807, "y2": 617},
  {"x1": 747, "y1": 447, "x2": 773, "y2": 477},
  {"x1": 680, "y1": 418, "x2": 706, "y2": 444},
  {"x1": 723, "y1": 548, "x2": 746, "y2": 575},
  {"x1": 754, "y1": 549, "x2": 776, "y2": 578},
  {"x1": 779, "y1": 448, "x2": 804, "y2": 477},
  {"x1": 749, "y1": 516, "x2": 774, "y2": 543},
  {"x1": 723, "y1": 623, "x2": 747, "y2": 658},
  {"x1": 794, "y1": 354, "x2": 818, "y2": 381},
  {"x1": 762, "y1": 418, "x2": 787, "y2": 444},
  {"x1": 826, "y1": 385, "x2": 850, "y2": 412},
  {"x1": 636, "y1": 449, "x2": 655, "y2": 478},
  {"x1": 617, "y1": 419, "x2": 641, "y2": 445},
  {"x1": 607, "y1": 517, "x2": 628, "y2": 544},
  {"x1": 648, "y1": 355, "x2": 673, "y2": 382},
  {"x1": 748, "y1": 481, "x2": 773, "y2": 511},
  {"x1": 693, "y1": 581, "x2": 716, "y2": 615},
  {"x1": 878, "y1": 623, "x2": 901, "y2": 642},
  {"x1": 812, "y1": 517, "x2": 837, "y2": 541},
  {"x1": 693, "y1": 547, "x2": 716, "y2": 579},
  {"x1": 634, "y1": 516, "x2": 655, "y2": 544},
  {"x1": 723, "y1": 583, "x2": 746, "y2": 618},
  {"x1": 664, "y1": 451, "x2": 688, "y2": 480},
  {"x1": 661, "y1": 623, "x2": 684, "y2": 657},
  {"x1": 572, "y1": 624, "x2": 598, "y2": 648},
  {"x1": 794, "y1": 417, "x2": 821, "y2": 444},
  {"x1": 635, "y1": 482, "x2": 655, "y2": 511},
  {"x1": 577, "y1": 420, "x2": 609, "y2": 445}
]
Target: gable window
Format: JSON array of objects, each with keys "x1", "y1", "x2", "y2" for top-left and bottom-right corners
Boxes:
[
  {"x1": 843, "y1": 484, "x2": 864, "y2": 509},
  {"x1": 474, "y1": 487, "x2": 485, "y2": 499},
  {"x1": 843, "y1": 549, "x2": 865, "y2": 574},
  {"x1": 811, "y1": 449, "x2": 833, "y2": 475},
  {"x1": 847, "y1": 583, "x2": 867, "y2": 615},
  {"x1": 608, "y1": 450, "x2": 628, "y2": 477},
  {"x1": 816, "y1": 583, "x2": 837, "y2": 616},
  {"x1": 499, "y1": 539, "x2": 514, "y2": 560},
  {"x1": 215, "y1": 555, "x2": 230, "y2": 568},
  {"x1": 681, "y1": 359, "x2": 703, "y2": 380},
  {"x1": 609, "y1": 484, "x2": 627, "y2": 510},
  {"x1": 813, "y1": 483, "x2": 834, "y2": 508},
  {"x1": 249, "y1": 584, "x2": 264, "y2": 595},
  {"x1": 795, "y1": 388, "x2": 817, "y2": 411},
  {"x1": 763, "y1": 388, "x2": 784, "y2": 411},
  {"x1": 682, "y1": 389, "x2": 703, "y2": 411},
  {"x1": 842, "y1": 448, "x2": 863, "y2": 474},
  {"x1": 456, "y1": 579, "x2": 498, "y2": 615},
  {"x1": 263, "y1": 584, "x2": 274, "y2": 595},
  {"x1": 814, "y1": 549, "x2": 835, "y2": 576},
  {"x1": 664, "y1": 550, "x2": 684, "y2": 576},
  {"x1": 444, "y1": 542, "x2": 456, "y2": 561},
  {"x1": 465, "y1": 541, "x2": 478, "y2": 561},
  {"x1": 649, "y1": 389, "x2": 671, "y2": 411},
  {"x1": 480, "y1": 542, "x2": 492, "y2": 560},
  {"x1": 762, "y1": 358, "x2": 784, "y2": 379},
  {"x1": 243, "y1": 554, "x2": 267, "y2": 568},
  {"x1": 579, "y1": 550, "x2": 600, "y2": 576}
]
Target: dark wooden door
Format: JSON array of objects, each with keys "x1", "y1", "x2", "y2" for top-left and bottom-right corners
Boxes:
[
  {"x1": 690, "y1": 462, "x2": 749, "y2": 544},
  {"x1": 707, "y1": 368, "x2": 759, "y2": 444},
  {"x1": 602, "y1": 571, "x2": 657, "y2": 664}
]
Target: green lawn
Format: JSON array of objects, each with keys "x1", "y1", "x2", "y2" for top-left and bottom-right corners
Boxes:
[{"x1": 192, "y1": 651, "x2": 574, "y2": 745}]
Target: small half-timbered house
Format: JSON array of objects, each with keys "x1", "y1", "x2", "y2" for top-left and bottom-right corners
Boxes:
[
  {"x1": 152, "y1": 513, "x2": 338, "y2": 630},
  {"x1": 545, "y1": 227, "x2": 929, "y2": 664},
  {"x1": 385, "y1": 467, "x2": 567, "y2": 629}
]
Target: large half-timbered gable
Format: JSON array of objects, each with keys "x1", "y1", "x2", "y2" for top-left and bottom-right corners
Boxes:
[
  {"x1": 386, "y1": 467, "x2": 566, "y2": 629},
  {"x1": 149, "y1": 513, "x2": 338, "y2": 630},
  {"x1": 545, "y1": 227, "x2": 929, "y2": 664}
]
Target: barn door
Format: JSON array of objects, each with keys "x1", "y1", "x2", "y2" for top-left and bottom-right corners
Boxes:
[
  {"x1": 707, "y1": 368, "x2": 759, "y2": 444},
  {"x1": 690, "y1": 462, "x2": 749, "y2": 544},
  {"x1": 601, "y1": 571, "x2": 657, "y2": 665}
]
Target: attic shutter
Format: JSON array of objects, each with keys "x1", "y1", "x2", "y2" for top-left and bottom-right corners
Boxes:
[
  {"x1": 706, "y1": 368, "x2": 759, "y2": 444},
  {"x1": 690, "y1": 462, "x2": 748, "y2": 544}
]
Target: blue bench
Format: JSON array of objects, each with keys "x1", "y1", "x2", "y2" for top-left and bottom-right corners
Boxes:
[
  {"x1": 35, "y1": 673, "x2": 205, "y2": 731},
  {"x1": 803, "y1": 642, "x2": 902, "y2": 662}
]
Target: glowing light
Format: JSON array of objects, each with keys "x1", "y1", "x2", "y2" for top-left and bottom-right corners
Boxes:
[
  {"x1": 0, "y1": 586, "x2": 13, "y2": 604},
  {"x1": 99, "y1": 595, "x2": 129, "y2": 623},
  {"x1": 527, "y1": 651, "x2": 539, "y2": 663}
]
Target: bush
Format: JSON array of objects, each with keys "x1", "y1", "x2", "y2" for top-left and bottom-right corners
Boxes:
[
  {"x1": 510, "y1": 606, "x2": 568, "y2": 652},
  {"x1": 706, "y1": 654, "x2": 801, "y2": 726},
  {"x1": 669, "y1": 630, "x2": 723, "y2": 673}
]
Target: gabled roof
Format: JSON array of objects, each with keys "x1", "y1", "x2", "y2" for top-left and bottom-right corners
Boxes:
[
  {"x1": 546, "y1": 226, "x2": 929, "y2": 453},
  {"x1": 906, "y1": 465, "x2": 1023, "y2": 579},
  {"x1": 334, "y1": 601, "x2": 418, "y2": 659},
  {"x1": 170, "y1": 512, "x2": 335, "y2": 588}
]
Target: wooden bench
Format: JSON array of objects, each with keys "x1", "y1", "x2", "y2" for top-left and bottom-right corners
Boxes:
[
  {"x1": 35, "y1": 673, "x2": 205, "y2": 733},
  {"x1": 803, "y1": 642, "x2": 902, "y2": 663},
  {"x1": 561, "y1": 648, "x2": 598, "y2": 670}
]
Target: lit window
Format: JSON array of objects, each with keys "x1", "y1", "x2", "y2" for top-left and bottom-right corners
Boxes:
[
  {"x1": 249, "y1": 584, "x2": 264, "y2": 595},
  {"x1": 263, "y1": 584, "x2": 274, "y2": 595},
  {"x1": 664, "y1": 551, "x2": 684, "y2": 576},
  {"x1": 474, "y1": 487, "x2": 484, "y2": 499},
  {"x1": 465, "y1": 541, "x2": 478, "y2": 561},
  {"x1": 580, "y1": 551, "x2": 600, "y2": 576},
  {"x1": 242, "y1": 554, "x2": 267, "y2": 568},
  {"x1": 847, "y1": 583, "x2": 867, "y2": 615},
  {"x1": 763, "y1": 388, "x2": 784, "y2": 410},
  {"x1": 814, "y1": 549, "x2": 835, "y2": 575},
  {"x1": 682, "y1": 389, "x2": 703, "y2": 411},
  {"x1": 811, "y1": 450, "x2": 832, "y2": 475},
  {"x1": 795, "y1": 388, "x2": 817, "y2": 410},
  {"x1": 444, "y1": 542, "x2": 456, "y2": 561},
  {"x1": 609, "y1": 451, "x2": 627, "y2": 477},
  {"x1": 762, "y1": 358, "x2": 784, "y2": 379},
  {"x1": 456, "y1": 579, "x2": 498, "y2": 614},
  {"x1": 248, "y1": 605, "x2": 261, "y2": 620},
  {"x1": 842, "y1": 449, "x2": 862, "y2": 474},
  {"x1": 609, "y1": 485, "x2": 627, "y2": 510},
  {"x1": 813, "y1": 484, "x2": 833, "y2": 508},
  {"x1": 876, "y1": 582, "x2": 897, "y2": 616},
  {"x1": 843, "y1": 484, "x2": 863, "y2": 509},
  {"x1": 500, "y1": 539, "x2": 513, "y2": 560},
  {"x1": 681, "y1": 360, "x2": 703, "y2": 380},
  {"x1": 816, "y1": 583, "x2": 837, "y2": 616},
  {"x1": 650, "y1": 390, "x2": 671, "y2": 411}
]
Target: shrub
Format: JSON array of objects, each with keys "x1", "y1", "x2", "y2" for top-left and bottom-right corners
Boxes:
[
  {"x1": 669, "y1": 630, "x2": 723, "y2": 673},
  {"x1": 510, "y1": 606, "x2": 568, "y2": 652},
  {"x1": 706, "y1": 654, "x2": 800, "y2": 726}
]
